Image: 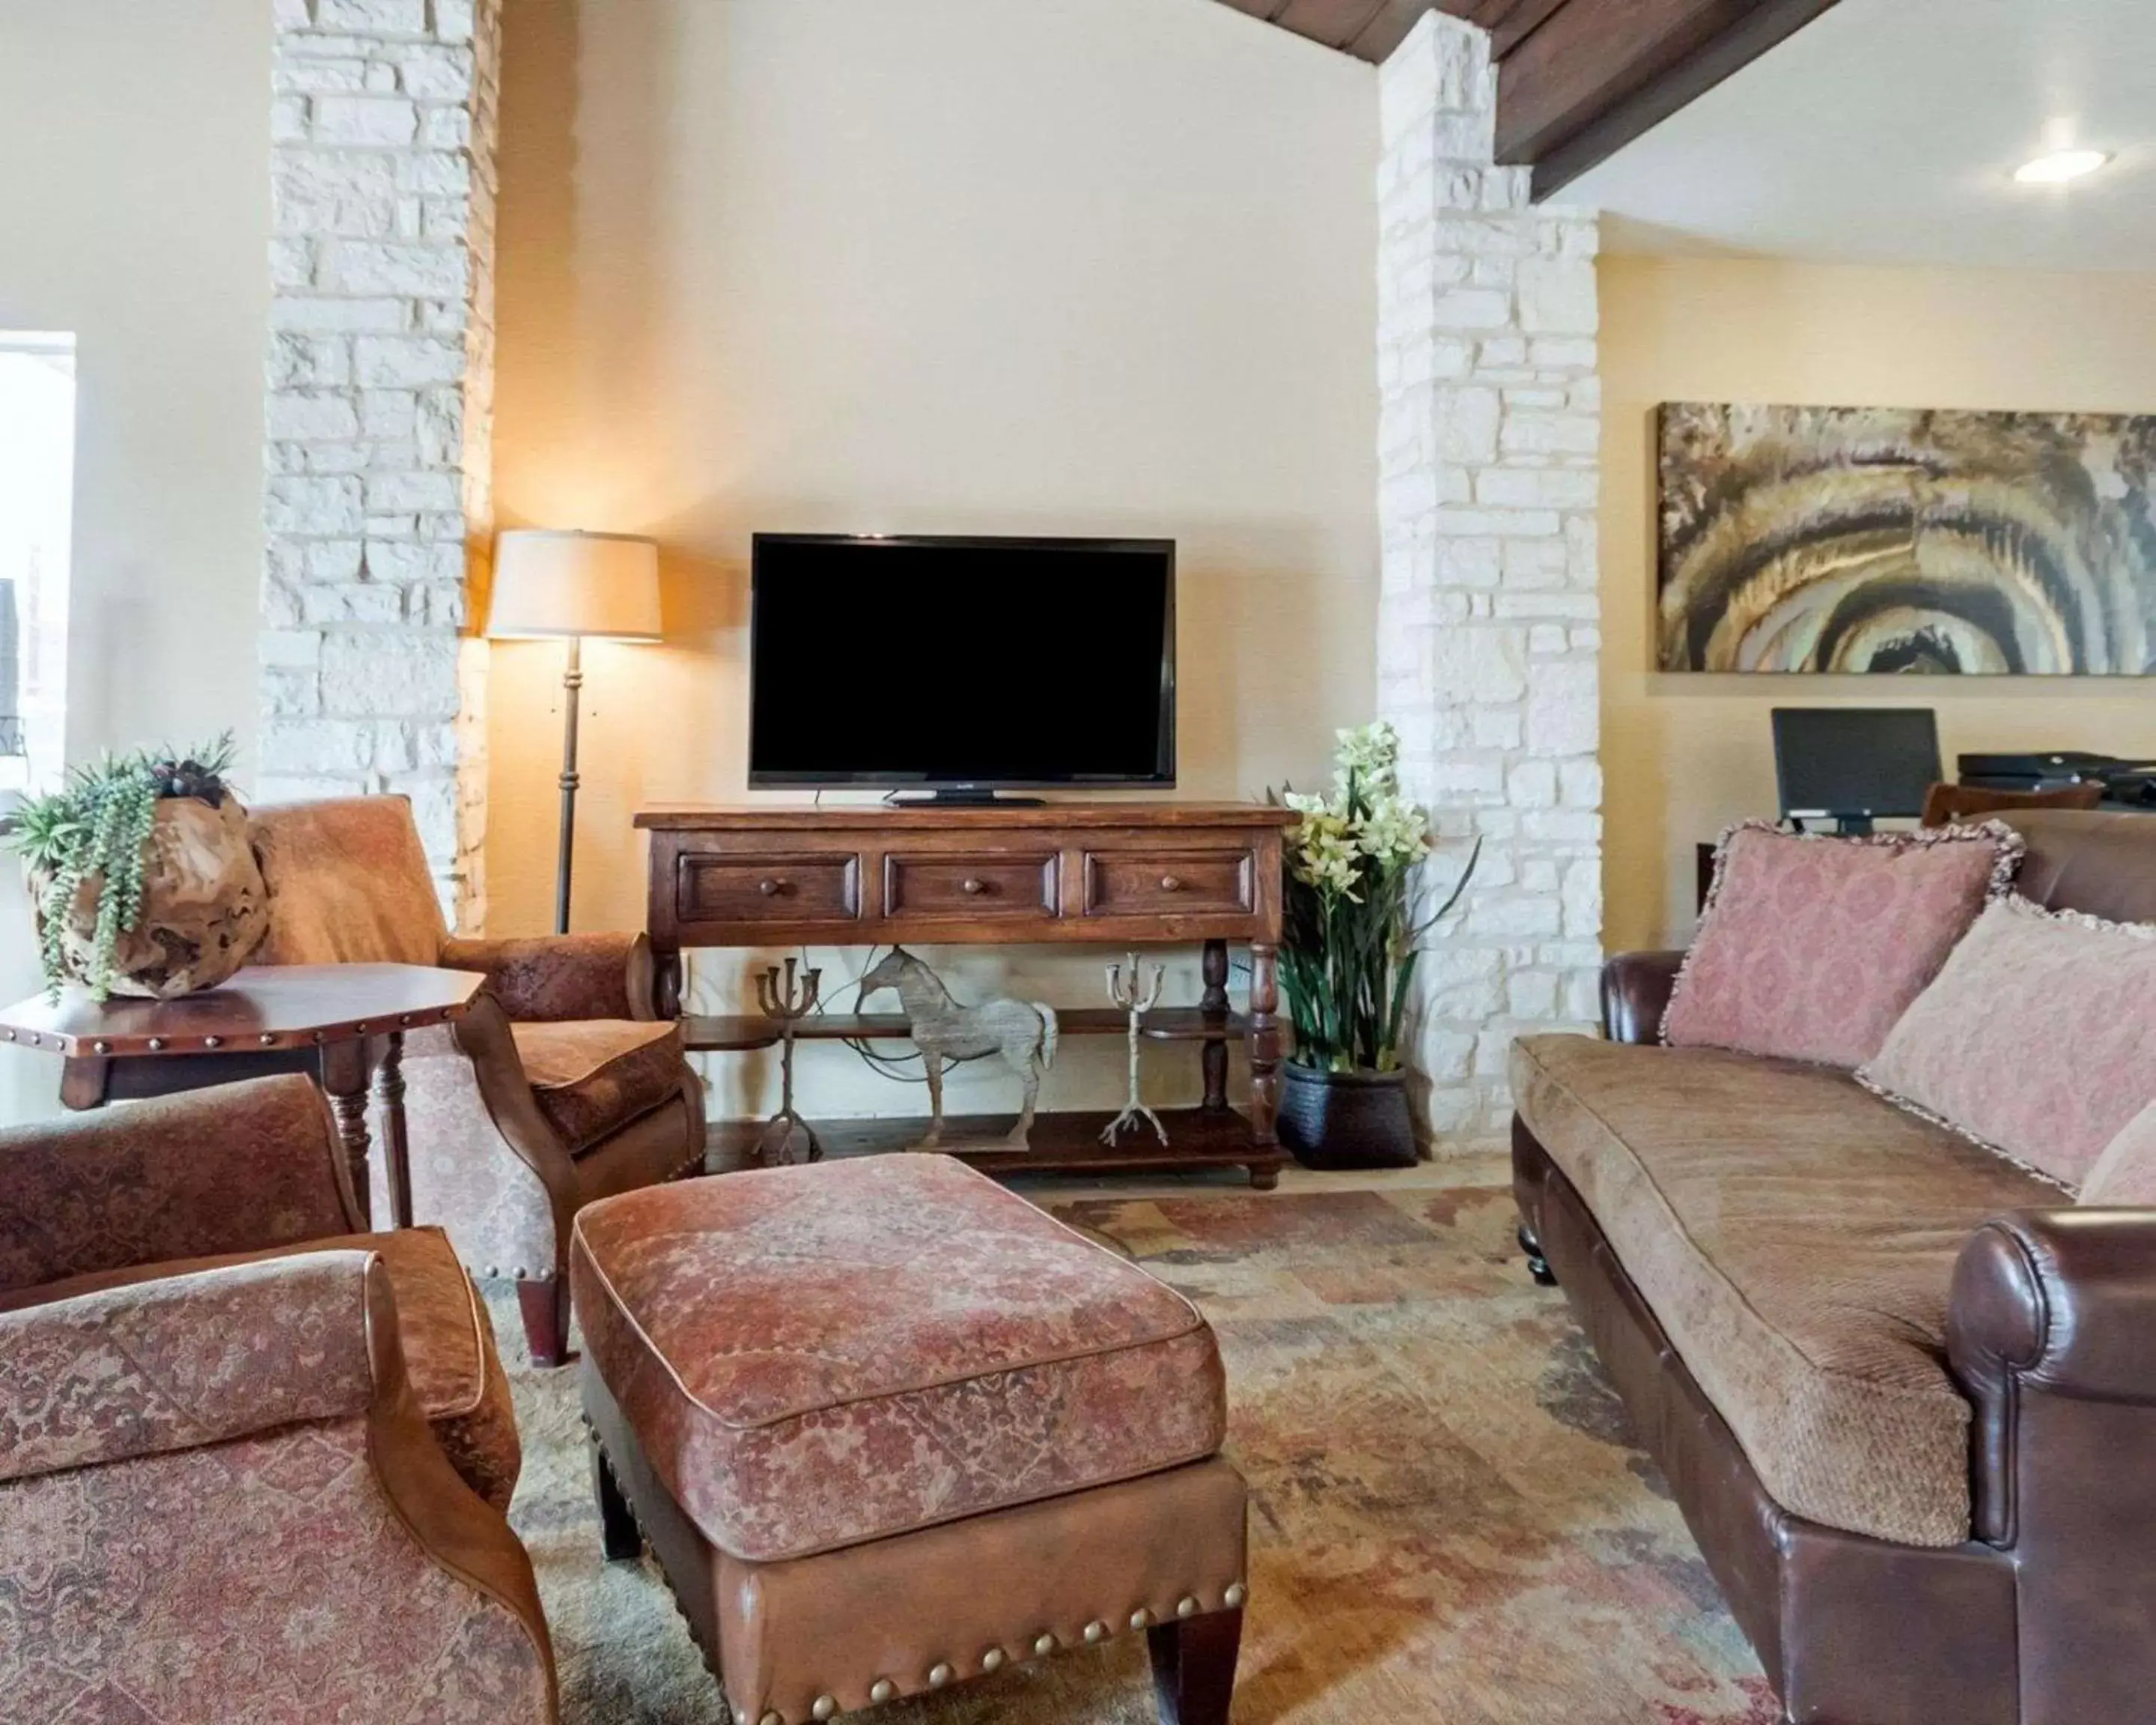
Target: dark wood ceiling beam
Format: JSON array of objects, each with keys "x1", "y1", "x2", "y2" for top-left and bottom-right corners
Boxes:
[
  {"x1": 1207, "y1": 0, "x2": 1839, "y2": 202},
  {"x1": 1494, "y1": 0, "x2": 1840, "y2": 198}
]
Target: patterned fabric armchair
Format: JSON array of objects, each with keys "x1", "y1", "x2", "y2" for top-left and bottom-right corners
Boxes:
[
  {"x1": 0, "y1": 1078, "x2": 555, "y2": 1723},
  {"x1": 250, "y1": 796, "x2": 707, "y2": 1365}
]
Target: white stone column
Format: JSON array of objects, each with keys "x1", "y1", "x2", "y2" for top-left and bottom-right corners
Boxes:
[
  {"x1": 257, "y1": 0, "x2": 501, "y2": 927},
  {"x1": 1377, "y1": 13, "x2": 1602, "y2": 1143}
]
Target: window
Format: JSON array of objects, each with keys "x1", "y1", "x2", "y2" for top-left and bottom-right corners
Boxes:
[{"x1": 0, "y1": 332, "x2": 74, "y2": 795}]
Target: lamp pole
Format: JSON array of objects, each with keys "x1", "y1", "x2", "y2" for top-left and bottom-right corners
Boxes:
[{"x1": 554, "y1": 633, "x2": 583, "y2": 935}]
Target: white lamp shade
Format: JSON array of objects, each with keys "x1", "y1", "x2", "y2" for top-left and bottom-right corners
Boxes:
[{"x1": 489, "y1": 529, "x2": 663, "y2": 641}]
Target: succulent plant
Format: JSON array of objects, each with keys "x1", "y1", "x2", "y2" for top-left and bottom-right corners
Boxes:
[{"x1": 6, "y1": 733, "x2": 237, "y2": 1000}]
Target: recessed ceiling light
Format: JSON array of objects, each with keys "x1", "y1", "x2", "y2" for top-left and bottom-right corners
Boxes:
[{"x1": 2014, "y1": 149, "x2": 2113, "y2": 185}]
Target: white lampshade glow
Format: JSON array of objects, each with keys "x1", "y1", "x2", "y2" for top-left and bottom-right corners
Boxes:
[{"x1": 489, "y1": 529, "x2": 663, "y2": 641}]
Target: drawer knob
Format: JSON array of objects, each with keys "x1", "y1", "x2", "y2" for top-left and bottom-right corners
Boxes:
[
  {"x1": 961, "y1": 877, "x2": 988, "y2": 895},
  {"x1": 758, "y1": 877, "x2": 784, "y2": 897},
  {"x1": 1160, "y1": 874, "x2": 1184, "y2": 893}
]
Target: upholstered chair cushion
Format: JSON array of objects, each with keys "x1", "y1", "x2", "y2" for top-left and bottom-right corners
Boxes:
[
  {"x1": 1663, "y1": 821, "x2": 2019, "y2": 1069},
  {"x1": 2083, "y1": 1104, "x2": 2156, "y2": 1205},
  {"x1": 570, "y1": 1156, "x2": 1228, "y2": 1562},
  {"x1": 1862, "y1": 895, "x2": 2156, "y2": 1190},
  {"x1": 513, "y1": 1019, "x2": 689, "y2": 1153},
  {"x1": 0, "y1": 1228, "x2": 520, "y2": 1512}
]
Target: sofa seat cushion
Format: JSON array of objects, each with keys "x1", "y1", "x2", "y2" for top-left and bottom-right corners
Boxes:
[
  {"x1": 1512, "y1": 1032, "x2": 2062, "y2": 1548},
  {"x1": 512, "y1": 1018, "x2": 683, "y2": 1152},
  {"x1": 570, "y1": 1155, "x2": 1227, "y2": 1563},
  {"x1": 0, "y1": 1226, "x2": 521, "y2": 1512}
]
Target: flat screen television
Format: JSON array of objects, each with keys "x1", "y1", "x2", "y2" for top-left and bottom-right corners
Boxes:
[{"x1": 749, "y1": 535, "x2": 1176, "y2": 799}]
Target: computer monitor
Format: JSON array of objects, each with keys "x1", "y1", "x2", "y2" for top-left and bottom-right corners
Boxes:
[{"x1": 1772, "y1": 708, "x2": 1942, "y2": 833}]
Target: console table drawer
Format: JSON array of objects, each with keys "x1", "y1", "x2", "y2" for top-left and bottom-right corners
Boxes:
[
  {"x1": 885, "y1": 853, "x2": 1058, "y2": 920},
  {"x1": 677, "y1": 853, "x2": 860, "y2": 924},
  {"x1": 1082, "y1": 850, "x2": 1254, "y2": 918}
]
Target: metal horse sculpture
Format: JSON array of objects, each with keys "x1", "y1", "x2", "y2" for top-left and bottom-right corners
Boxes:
[{"x1": 858, "y1": 948, "x2": 1059, "y2": 1150}]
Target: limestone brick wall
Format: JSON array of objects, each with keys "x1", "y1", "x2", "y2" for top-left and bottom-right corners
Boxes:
[
  {"x1": 1377, "y1": 13, "x2": 1604, "y2": 1143},
  {"x1": 257, "y1": 0, "x2": 500, "y2": 925}
]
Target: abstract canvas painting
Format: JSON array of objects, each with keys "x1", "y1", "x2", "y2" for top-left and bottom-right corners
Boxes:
[{"x1": 1656, "y1": 402, "x2": 2156, "y2": 674}]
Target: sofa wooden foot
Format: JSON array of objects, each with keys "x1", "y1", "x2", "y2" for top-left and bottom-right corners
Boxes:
[
  {"x1": 1148, "y1": 1607, "x2": 1243, "y2": 1725},
  {"x1": 592, "y1": 1443, "x2": 644, "y2": 1561},
  {"x1": 517, "y1": 1277, "x2": 574, "y2": 1369},
  {"x1": 1517, "y1": 1224, "x2": 1557, "y2": 1288}
]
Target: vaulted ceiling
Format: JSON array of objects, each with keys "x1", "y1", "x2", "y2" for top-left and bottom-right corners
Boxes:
[{"x1": 1211, "y1": 0, "x2": 1842, "y2": 199}]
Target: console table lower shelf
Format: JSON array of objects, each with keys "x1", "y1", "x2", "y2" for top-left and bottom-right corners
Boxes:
[{"x1": 707, "y1": 1107, "x2": 1285, "y2": 1189}]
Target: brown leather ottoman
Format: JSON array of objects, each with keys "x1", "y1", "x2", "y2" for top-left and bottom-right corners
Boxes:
[{"x1": 571, "y1": 1154, "x2": 1249, "y2": 1725}]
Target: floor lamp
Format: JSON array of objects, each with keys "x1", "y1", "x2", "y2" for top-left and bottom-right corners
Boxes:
[{"x1": 489, "y1": 529, "x2": 663, "y2": 934}]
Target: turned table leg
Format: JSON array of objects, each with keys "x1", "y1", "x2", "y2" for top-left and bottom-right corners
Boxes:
[
  {"x1": 1199, "y1": 938, "x2": 1230, "y2": 1113},
  {"x1": 1246, "y1": 942, "x2": 1280, "y2": 1151},
  {"x1": 376, "y1": 1031, "x2": 413, "y2": 1229},
  {"x1": 320, "y1": 1038, "x2": 376, "y2": 1230}
]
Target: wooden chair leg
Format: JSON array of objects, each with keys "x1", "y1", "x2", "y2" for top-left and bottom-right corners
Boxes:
[
  {"x1": 592, "y1": 1442, "x2": 643, "y2": 1561},
  {"x1": 1148, "y1": 1608, "x2": 1243, "y2": 1725},
  {"x1": 517, "y1": 1277, "x2": 573, "y2": 1369}
]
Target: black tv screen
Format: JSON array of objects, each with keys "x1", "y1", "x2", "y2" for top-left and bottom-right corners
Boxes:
[{"x1": 749, "y1": 535, "x2": 1175, "y2": 791}]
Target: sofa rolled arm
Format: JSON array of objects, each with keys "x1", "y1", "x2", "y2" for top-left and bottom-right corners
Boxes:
[
  {"x1": 0, "y1": 1251, "x2": 389, "y2": 1485},
  {"x1": 1949, "y1": 1209, "x2": 2156, "y2": 1544},
  {"x1": 0, "y1": 1075, "x2": 361, "y2": 1296},
  {"x1": 439, "y1": 931, "x2": 659, "y2": 1022},
  {"x1": 1601, "y1": 951, "x2": 1684, "y2": 1045}
]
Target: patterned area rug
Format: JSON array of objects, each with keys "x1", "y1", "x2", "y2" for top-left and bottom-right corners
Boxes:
[{"x1": 498, "y1": 1184, "x2": 1776, "y2": 1724}]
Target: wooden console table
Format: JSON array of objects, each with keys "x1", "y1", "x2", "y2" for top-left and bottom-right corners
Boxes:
[{"x1": 636, "y1": 801, "x2": 1295, "y2": 1188}]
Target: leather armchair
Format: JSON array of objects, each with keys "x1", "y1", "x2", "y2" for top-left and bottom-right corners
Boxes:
[
  {"x1": 0, "y1": 1083, "x2": 555, "y2": 1723},
  {"x1": 249, "y1": 796, "x2": 707, "y2": 1365}
]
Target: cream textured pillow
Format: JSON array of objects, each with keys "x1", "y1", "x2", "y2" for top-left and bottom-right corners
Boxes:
[
  {"x1": 2081, "y1": 1104, "x2": 2156, "y2": 1206},
  {"x1": 1861, "y1": 897, "x2": 2156, "y2": 1190}
]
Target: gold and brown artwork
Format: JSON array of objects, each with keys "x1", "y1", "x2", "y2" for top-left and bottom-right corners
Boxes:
[{"x1": 1657, "y1": 402, "x2": 2156, "y2": 674}]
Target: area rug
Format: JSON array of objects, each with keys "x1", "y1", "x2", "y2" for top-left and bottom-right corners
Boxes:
[{"x1": 497, "y1": 1184, "x2": 1776, "y2": 1724}]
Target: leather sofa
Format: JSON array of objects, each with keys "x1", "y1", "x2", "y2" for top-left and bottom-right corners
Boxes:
[{"x1": 1511, "y1": 810, "x2": 2156, "y2": 1725}]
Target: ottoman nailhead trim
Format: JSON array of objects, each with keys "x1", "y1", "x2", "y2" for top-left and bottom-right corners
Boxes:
[
  {"x1": 1225, "y1": 1583, "x2": 1247, "y2": 1608},
  {"x1": 1032, "y1": 1633, "x2": 1057, "y2": 1657},
  {"x1": 981, "y1": 1649, "x2": 1006, "y2": 1673},
  {"x1": 1082, "y1": 1620, "x2": 1108, "y2": 1645},
  {"x1": 760, "y1": 1713, "x2": 782, "y2": 1725},
  {"x1": 1176, "y1": 1596, "x2": 1199, "y2": 1619},
  {"x1": 928, "y1": 1664, "x2": 953, "y2": 1688},
  {"x1": 869, "y1": 1679, "x2": 895, "y2": 1703},
  {"x1": 811, "y1": 1697, "x2": 837, "y2": 1721},
  {"x1": 1130, "y1": 1608, "x2": 1152, "y2": 1631}
]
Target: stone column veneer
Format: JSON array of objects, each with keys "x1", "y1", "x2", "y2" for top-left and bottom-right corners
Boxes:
[
  {"x1": 257, "y1": 0, "x2": 501, "y2": 926},
  {"x1": 1377, "y1": 14, "x2": 1603, "y2": 1143}
]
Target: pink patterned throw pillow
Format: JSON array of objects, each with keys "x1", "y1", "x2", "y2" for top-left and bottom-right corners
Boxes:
[
  {"x1": 1663, "y1": 821, "x2": 2021, "y2": 1070},
  {"x1": 2082, "y1": 1104, "x2": 2156, "y2": 1206},
  {"x1": 1861, "y1": 897, "x2": 2156, "y2": 1190}
]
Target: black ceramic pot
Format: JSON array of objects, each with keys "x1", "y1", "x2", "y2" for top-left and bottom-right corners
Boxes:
[{"x1": 1277, "y1": 1061, "x2": 1420, "y2": 1170}]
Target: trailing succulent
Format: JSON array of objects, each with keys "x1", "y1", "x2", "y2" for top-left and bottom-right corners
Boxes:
[{"x1": 6, "y1": 734, "x2": 238, "y2": 1000}]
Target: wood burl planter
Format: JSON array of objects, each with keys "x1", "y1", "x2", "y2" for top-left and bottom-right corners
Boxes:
[{"x1": 39, "y1": 796, "x2": 270, "y2": 998}]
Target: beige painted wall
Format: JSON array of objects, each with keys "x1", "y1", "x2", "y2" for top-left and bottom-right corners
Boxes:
[
  {"x1": 488, "y1": 0, "x2": 1380, "y2": 1116},
  {"x1": 0, "y1": 0, "x2": 271, "y2": 1119},
  {"x1": 1601, "y1": 256, "x2": 2156, "y2": 953}
]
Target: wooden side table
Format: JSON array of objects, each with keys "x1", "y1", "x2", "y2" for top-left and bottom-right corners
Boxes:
[{"x1": 0, "y1": 964, "x2": 484, "y2": 1229}]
